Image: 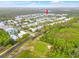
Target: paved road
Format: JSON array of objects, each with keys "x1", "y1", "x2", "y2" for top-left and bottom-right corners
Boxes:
[{"x1": 0, "y1": 31, "x2": 47, "y2": 58}]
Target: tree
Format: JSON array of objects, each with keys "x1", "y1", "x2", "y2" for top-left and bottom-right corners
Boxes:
[{"x1": 0, "y1": 29, "x2": 16, "y2": 46}]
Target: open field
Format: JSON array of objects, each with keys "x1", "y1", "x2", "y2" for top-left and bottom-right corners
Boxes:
[{"x1": 16, "y1": 40, "x2": 49, "y2": 58}]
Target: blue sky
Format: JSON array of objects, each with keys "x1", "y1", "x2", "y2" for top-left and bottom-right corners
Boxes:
[{"x1": 0, "y1": 1, "x2": 79, "y2": 7}]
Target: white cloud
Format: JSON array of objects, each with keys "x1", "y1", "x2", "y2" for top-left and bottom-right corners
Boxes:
[
  {"x1": 24, "y1": 2, "x2": 39, "y2": 7},
  {"x1": 0, "y1": 1, "x2": 78, "y2": 7},
  {"x1": 0, "y1": 1, "x2": 16, "y2": 7},
  {"x1": 52, "y1": 0, "x2": 60, "y2": 3}
]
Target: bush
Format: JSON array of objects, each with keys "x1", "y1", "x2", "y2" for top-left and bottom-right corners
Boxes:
[{"x1": 0, "y1": 29, "x2": 16, "y2": 46}]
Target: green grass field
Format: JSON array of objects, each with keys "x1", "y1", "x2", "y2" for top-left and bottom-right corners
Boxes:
[{"x1": 16, "y1": 40, "x2": 49, "y2": 58}]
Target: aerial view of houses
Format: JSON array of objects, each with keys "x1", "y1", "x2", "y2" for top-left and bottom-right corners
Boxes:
[
  {"x1": 0, "y1": 13, "x2": 71, "y2": 41},
  {"x1": 0, "y1": 1, "x2": 79, "y2": 58}
]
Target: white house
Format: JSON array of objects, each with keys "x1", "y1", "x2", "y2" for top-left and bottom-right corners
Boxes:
[
  {"x1": 0, "y1": 22, "x2": 5, "y2": 29},
  {"x1": 10, "y1": 35, "x2": 18, "y2": 41},
  {"x1": 18, "y1": 31, "x2": 27, "y2": 38},
  {"x1": 5, "y1": 28, "x2": 19, "y2": 35},
  {"x1": 30, "y1": 26, "x2": 43, "y2": 32}
]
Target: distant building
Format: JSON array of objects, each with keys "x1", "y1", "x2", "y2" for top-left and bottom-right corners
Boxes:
[
  {"x1": 30, "y1": 26, "x2": 43, "y2": 32},
  {"x1": 5, "y1": 28, "x2": 19, "y2": 35},
  {"x1": 10, "y1": 35, "x2": 18, "y2": 41},
  {"x1": 0, "y1": 22, "x2": 5, "y2": 29},
  {"x1": 18, "y1": 31, "x2": 27, "y2": 38},
  {"x1": 44, "y1": 9, "x2": 48, "y2": 15}
]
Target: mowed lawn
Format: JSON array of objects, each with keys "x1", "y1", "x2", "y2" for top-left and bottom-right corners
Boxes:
[{"x1": 16, "y1": 40, "x2": 50, "y2": 58}]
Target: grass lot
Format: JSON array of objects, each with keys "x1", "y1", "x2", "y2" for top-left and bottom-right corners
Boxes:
[
  {"x1": 16, "y1": 50, "x2": 36, "y2": 58},
  {"x1": 29, "y1": 40, "x2": 49, "y2": 57},
  {"x1": 16, "y1": 40, "x2": 49, "y2": 58}
]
